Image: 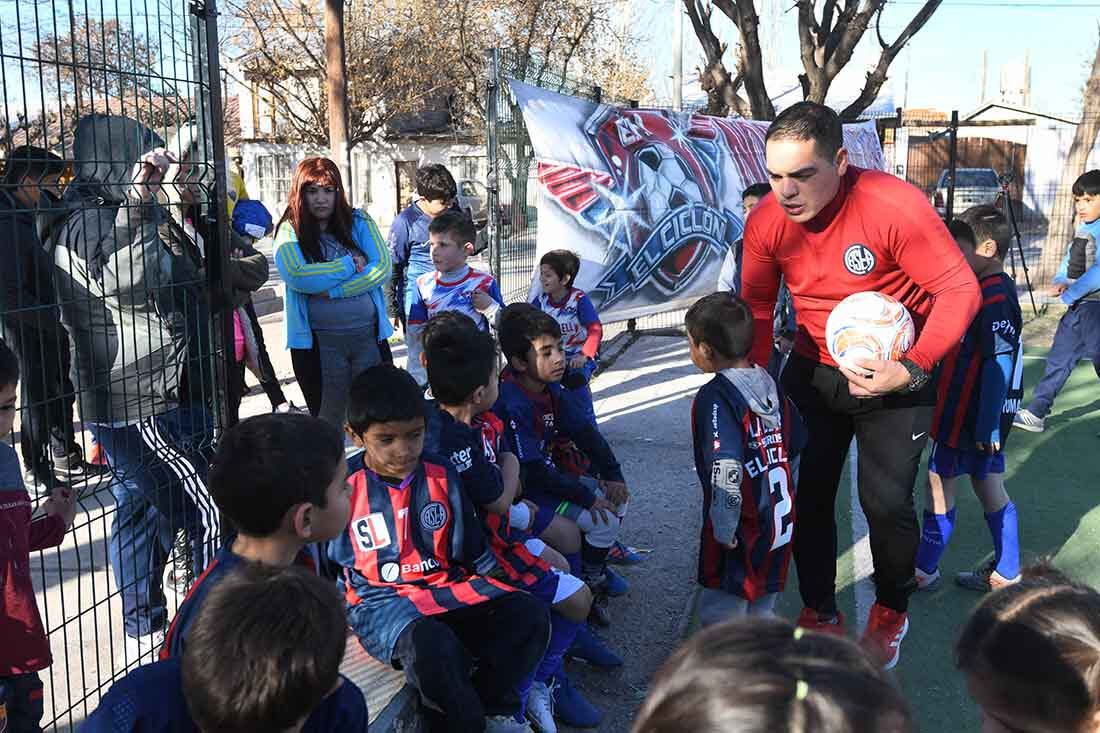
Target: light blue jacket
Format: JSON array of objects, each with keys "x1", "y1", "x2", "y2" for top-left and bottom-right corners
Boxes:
[
  {"x1": 275, "y1": 210, "x2": 393, "y2": 349},
  {"x1": 1054, "y1": 218, "x2": 1100, "y2": 305}
]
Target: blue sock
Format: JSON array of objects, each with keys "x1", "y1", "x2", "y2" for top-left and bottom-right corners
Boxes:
[
  {"x1": 536, "y1": 613, "x2": 581, "y2": 683},
  {"x1": 915, "y1": 508, "x2": 957, "y2": 574},
  {"x1": 565, "y1": 551, "x2": 582, "y2": 578},
  {"x1": 986, "y1": 502, "x2": 1020, "y2": 580}
]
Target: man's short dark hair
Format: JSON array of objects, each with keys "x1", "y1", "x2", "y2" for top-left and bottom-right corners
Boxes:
[
  {"x1": 208, "y1": 413, "x2": 345, "y2": 537},
  {"x1": 959, "y1": 205, "x2": 1011, "y2": 260},
  {"x1": 685, "y1": 292, "x2": 754, "y2": 360},
  {"x1": 428, "y1": 210, "x2": 476, "y2": 246},
  {"x1": 181, "y1": 564, "x2": 347, "y2": 732},
  {"x1": 416, "y1": 163, "x2": 457, "y2": 201},
  {"x1": 1072, "y1": 170, "x2": 1100, "y2": 197},
  {"x1": 347, "y1": 364, "x2": 426, "y2": 434},
  {"x1": 0, "y1": 339, "x2": 19, "y2": 388},
  {"x1": 427, "y1": 324, "x2": 497, "y2": 406},
  {"x1": 539, "y1": 249, "x2": 581, "y2": 287},
  {"x1": 498, "y1": 303, "x2": 561, "y2": 365},
  {"x1": 741, "y1": 183, "x2": 771, "y2": 201},
  {"x1": 2, "y1": 145, "x2": 66, "y2": 184},
  {"x1": 765, "y1": 102, "x2": 844, "y2": 162}
]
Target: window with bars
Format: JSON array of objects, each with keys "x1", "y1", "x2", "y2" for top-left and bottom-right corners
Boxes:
[{"x1": 449, "y1": 155, "x2": 484, "y2": 181}]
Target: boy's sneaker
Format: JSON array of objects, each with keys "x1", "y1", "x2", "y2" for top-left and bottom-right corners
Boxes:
[
  {"x1": 115, "y1": 630, "x2": 165, "y2": 672},
  {"x1": 1013, "y1": 409, "x2": 1045, "y2": 433},
  {"x1": 607, "y1": 541, "x2": 647, "y2": 565},
  {"x1": 861, "y1": 603, "x2": 909, "y2": 670},
  {"x1": 566, "y1": 625, "x2": 623, "y2": 667},
  {"x1": 486, "y1": 715, "x2": 533, "y2": 733},
  {"x1": 551, "y1": 674, "x2": 602, "y2": 728},
  {"x1": 956, "y1": 563, "x2": 1021, "y2": 593},
  {"x1": 587, "y1": 592, "x2": 611, "y2": 627},
  {"x1": 915, "y1": 567, "x2": 942, "y2": 592},
  {"x1": 796, "y1": 607, "x2": 847, "y2": 636},
  {"x1": 603, "y1": 567, "x2": 628, "y2": 597},
  {"x1": 166, "y1": 532, "x2": 195, "y2": 594},
  {"x1": 525, "y1": 681, "x2": 557, "y2": 733}
]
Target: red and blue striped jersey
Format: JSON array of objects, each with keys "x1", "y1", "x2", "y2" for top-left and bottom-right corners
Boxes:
[
  {"x1": 690, "y1": 373, "x2": 805, "y2": 601},
  {"x1": 932, "y1": 273, "x2": 1023, "y2": 450},
  {"x1": 532, "y1": 287, "x2": 602, "y2": 359},
  {"x1": 407, "y1": 266, "x2": 504, "y2": 331},
  {"x1": 330, "y1": 454, "x2": 514, "y2": 662}
]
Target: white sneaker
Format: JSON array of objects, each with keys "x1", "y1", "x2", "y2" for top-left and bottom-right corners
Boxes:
[
  {"x1": 115, "y1": 630, "x2": 165, "y2": 673},
  {"x1": 485, "y1": 715, "x2": 534, "y2": 733},
  {"x1": 526, "y1": 681, "x2": 557, "y2": 733},
  {"x1": 915, "y1": 566, "x2": 941, "y2": 591},
  {"x1": 1013, "y1": 408, "x2": 1045, "y2": 433}
]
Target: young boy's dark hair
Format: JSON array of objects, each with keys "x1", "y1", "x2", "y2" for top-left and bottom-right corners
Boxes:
[
  {"x1": 947, "y1": 219, "x2": 976, "y2": 249},
  {"x1": 685, "y1": 292, "x2": 754, "y2": 361},
  {"x1": 764, "y1": 101, "x2": 844, "y2": 161},
  {"x1": 634, "y1": 617, "x2": 913, "y2": 733},
  {"x1": 1071, "y1": 169, "x2": 1100, "y2": 198},
  {"x1": 742, "y1": 182, "x2": 771, "y2": 201},
  {"x1": 499, "y1": 302, "x2": 562, "y2": 367},
  {"x1": 181, "y1": 563, "x2": 348, "y2": 731},
  {"x1": 958, "y1": 205, "x2": 1011, "y2": 260},
  {"x1": 347, "y1": 364, "x2": 426, "y2": 434},
  {"x1": 427, "y1": 209, "x2": 477, "y2": 247},
  {"x1": 426, "y1": 325, "x2": 497, "y2": 406},
  {"x1": 539, "y1": 249, "x2": 581, "y2": 287},
  {"x1": 2, "y1": 145, "x2": 66, "y2": 184},
  {"x1": 415, "y1": 163, "x2": 457, "y2": 202},
  {"x1": 420, "y1": 310, "x2": 478, "y2": 354},
  {"x1": 0, "y1": 338, "x2": 19, "y2": 387},
  {"x1": 208, "y1": 413, "x2": 345, "y2": 536}
]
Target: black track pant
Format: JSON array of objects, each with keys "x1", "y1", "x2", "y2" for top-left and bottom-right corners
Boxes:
[{"x1": 782, "y1": 352, "x2": 934, "y2": 614}]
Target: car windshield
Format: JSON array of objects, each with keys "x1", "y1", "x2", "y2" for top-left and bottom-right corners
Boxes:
[{"x1": 942, "y1": 170, "x2": 999, "y2": 187}]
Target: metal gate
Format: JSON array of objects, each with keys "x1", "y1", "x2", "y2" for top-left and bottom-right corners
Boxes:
[{"x1": 1, "y1": 1, "x2": 230, "y2": 728}]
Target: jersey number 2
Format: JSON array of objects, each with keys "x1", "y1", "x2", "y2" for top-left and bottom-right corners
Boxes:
[{"x1": 768, "y1": 467, "x2": 794, "y2": 550}]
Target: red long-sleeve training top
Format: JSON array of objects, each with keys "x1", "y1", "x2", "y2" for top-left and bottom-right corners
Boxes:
[{"x1": 741, "y1": 167, "x2": 981, "y2": 373}]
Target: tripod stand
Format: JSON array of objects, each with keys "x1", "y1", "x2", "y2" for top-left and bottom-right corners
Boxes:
[{"x1": 998, "y1": 172, "x2": 1039, "y2": 316}]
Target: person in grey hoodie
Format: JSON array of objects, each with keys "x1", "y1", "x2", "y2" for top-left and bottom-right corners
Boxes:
[
  {"x1": 684, "y1": 292, "x2": 806, "y2": 626},
  {"x1": 38, "y1": 114, "x2": 229, "y2": 663}
]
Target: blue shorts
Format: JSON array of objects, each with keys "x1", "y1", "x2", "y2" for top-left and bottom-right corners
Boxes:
[{"x1": 928, "y1": 442, "x2": 1005, "y2": 480}]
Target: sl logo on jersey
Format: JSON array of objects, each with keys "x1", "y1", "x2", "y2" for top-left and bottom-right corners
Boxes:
[
  {"x1": 419, "y1": 501, "x2": 449, "y2": 531},
  {"x1": 353, "y1": 513, "x2": 391, "y2": 551},
  {"x1": 843, "y1": 243, "x2": 876, "y2": 276}
]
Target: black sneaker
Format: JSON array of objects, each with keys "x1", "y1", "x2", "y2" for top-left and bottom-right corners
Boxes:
[{"x1": 167, "y1": 531, "x2": 195, "y2": 594}]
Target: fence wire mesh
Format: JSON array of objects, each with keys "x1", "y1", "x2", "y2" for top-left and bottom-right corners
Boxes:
[{"x1": 1, "y1": 1, "x2": 229, "y2": 729}]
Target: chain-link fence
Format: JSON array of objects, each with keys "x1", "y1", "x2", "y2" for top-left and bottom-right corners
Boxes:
[{"x1": 1, "y1": 1, "x2": 229, "y2": 728}]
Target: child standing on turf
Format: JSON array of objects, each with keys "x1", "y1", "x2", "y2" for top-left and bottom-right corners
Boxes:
[
  {"x1": 685, "y1": 293, "x2": 805, "y2": 623},
  {"x1": 533, "y1": 249, "x2": 603, "y2": 427},
  {"x1": 334, "y1": 364, "x2": 549, "y2": 733},
  {"x1": 915, "y1": 206, "x2": 1024, "y2": 593},
  {"x1": 1014, "y1": 169, "x2": 1100, "y2": 433},
  {"x1": 160, "y1": 412, "x2": 351, "y2": 658},
  {"x1": 957, "y1": 564, "x2": 1100, "y2": 733},
  {"x1": 0, "y1": 340, "x2": 77, "y2": 733}
]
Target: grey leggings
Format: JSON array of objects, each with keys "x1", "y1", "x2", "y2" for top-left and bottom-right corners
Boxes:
[{"x1": 316, "y1": 326, "x2": 381, "y2": 428}]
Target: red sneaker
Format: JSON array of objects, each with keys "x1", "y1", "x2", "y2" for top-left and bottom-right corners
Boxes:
[
  {"x1": 796, "y1": 607, "x2": 847, "y2": 636},
  {"x1": 861, "y1": 603, "x2": 909, "y2": 670}
]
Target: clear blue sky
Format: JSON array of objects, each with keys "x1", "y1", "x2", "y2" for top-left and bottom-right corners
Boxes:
[{"x1": 632, "y1": 0, "x2": 1099, "y2": 118}]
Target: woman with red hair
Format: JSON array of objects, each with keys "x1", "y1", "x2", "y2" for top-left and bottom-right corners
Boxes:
[{"x1": 274, "y1": 157, "x2": 392, "y2": 425}]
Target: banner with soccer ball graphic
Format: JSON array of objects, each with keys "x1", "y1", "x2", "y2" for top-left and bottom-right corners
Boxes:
[{"x1": 508, "y1": 79, "x2": 887, "y2": 322}]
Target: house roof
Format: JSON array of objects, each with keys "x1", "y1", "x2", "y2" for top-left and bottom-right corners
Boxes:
[{"x1": 963, "y1": 102, "x2": 1078, "y2": 126}]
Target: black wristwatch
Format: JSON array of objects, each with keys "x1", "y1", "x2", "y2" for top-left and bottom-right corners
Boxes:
[{"x1": 899, "y1": 358, "x2": 930, "y2": 392}]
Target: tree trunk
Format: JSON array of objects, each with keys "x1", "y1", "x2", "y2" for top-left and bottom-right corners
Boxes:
[
  {"x1": 1040, "y1": 33, "x2": 1100, "y2": 284},
  {"x1": 324, "y1": 0, "x2": 352, "y2": 197}
]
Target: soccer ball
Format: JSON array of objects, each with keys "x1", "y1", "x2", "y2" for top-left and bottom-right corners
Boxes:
[
  {"x1": 825, "y1": 292, "x2": 915, "y2": 370},
  {"x1": 635, "y1": 145, "x2": 702, "y2": 223}
]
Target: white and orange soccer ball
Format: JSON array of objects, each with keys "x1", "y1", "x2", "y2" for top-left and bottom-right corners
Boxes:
[{"x1": 825, "y1": 291, "x2": 915, "y2": 370}]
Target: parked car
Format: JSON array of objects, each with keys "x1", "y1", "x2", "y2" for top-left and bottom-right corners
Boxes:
[
  {"x1": 931, "y1": 167, "x2": 1004, "y2": 218},
  {"x1": 457, "y1": 179, "x2": 488, "y2": 224}
]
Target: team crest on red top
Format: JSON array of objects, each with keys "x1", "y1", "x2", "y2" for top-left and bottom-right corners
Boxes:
[
  {"x1": 843, "y1": 243, "x2": 876, "y2": 275},
  {"x1": 419, "y1": 502, "x2": 449, "y2": 531}
]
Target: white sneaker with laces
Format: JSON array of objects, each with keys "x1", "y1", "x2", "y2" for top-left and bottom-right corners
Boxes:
[
  {"x1": 115, "y1": 630, "x2": 165, "y2": 673},
  {"x1": 526, "y1": 680, "x2": 557, "y2": 733},
  {"x1": 1013, "y1": 408, "x2": 1045, "y2": 433},
  {"x1": 485, "y1": 715, "x2": 534, "y2": 733},
  {"x1": 915, "y1": 566, "x2": 941, "y2": 591}
]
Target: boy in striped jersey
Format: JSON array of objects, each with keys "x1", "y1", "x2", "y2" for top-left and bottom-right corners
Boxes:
[
  {"x1": 333, "y1": 364, "x2": 548, "y2": 733},
  {"x1": 915, "y1": 206, "x2": 1024, "y2": 593}
]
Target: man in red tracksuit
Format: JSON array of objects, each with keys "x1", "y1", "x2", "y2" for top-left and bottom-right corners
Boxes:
[{"x1": 740, "y1": 102, "x2": 981, "y2": 669}]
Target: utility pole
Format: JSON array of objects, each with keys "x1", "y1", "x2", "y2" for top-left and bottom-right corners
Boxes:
[
  {"x1": 324, "y1": 0, "x2": 353, "y2": 200},
  {"x1": 672, "y1": 0, "x2": 683, "y2": 110}
]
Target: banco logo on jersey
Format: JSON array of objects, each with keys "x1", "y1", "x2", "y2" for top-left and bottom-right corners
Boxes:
[
  {"x1": 420, "y1": 501, "x2": 449, "y2": 531},
  {"x1": 354, "y1": 513, "x2": 391, "y2": 551},
  {"x1": 380, "y1": 558, "x2": 440, "y2": 581},
  {"x1": 843, "y1": 243, "x2": 876, "y2": 275}
]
